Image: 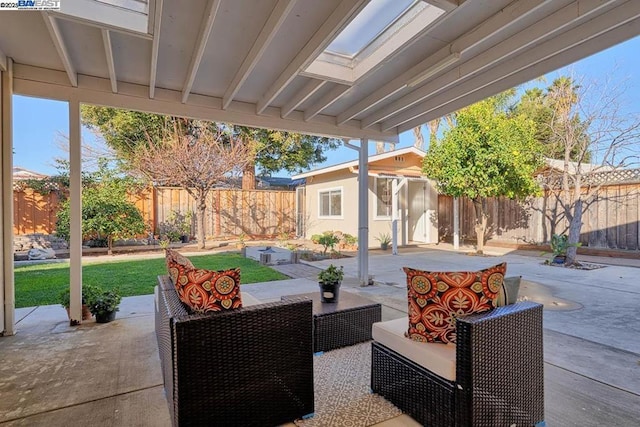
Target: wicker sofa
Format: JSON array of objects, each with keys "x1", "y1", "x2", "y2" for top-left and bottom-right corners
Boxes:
[
  {"x1": 371, "y1": 301, "x2": 544, "y2": 427},
  {"x1": 155, "y1": 275, "x2": 314, "y2": 426}
]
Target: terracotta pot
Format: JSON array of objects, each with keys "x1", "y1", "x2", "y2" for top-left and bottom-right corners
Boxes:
[
  {"x1": 82, "y1": 305, "x2": 92, "y2": 320},
  {"x1": 65, "y1": 305, "x2": 93, "y2": 320}
]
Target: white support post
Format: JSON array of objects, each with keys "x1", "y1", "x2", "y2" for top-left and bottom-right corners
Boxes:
[
  {"x1": 69, "y1": 99, "x2": 83, "y2": 325},
  {"x1": 391, "y1": 179, "x2": 398, "y2": 255},
  {"x1": 1, "y1": 58, "x2": 15, "y2": 335},
  {"x1": 391, "y1": 178, "x2": 407, "y2": 255},
  {"x1": 403, "y1": 182, "x2": 409, "y2": 246},
  {"x1": 453, "y1": 196, "x2": 459, "y2": 250},
  {"x1": 357, "y1": 138, "x2": 369, "y2": 286}
]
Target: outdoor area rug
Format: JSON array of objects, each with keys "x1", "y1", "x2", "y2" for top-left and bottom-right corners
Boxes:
[{"x1": 294, "y1": 342, "x2": 402, "y2": 427}]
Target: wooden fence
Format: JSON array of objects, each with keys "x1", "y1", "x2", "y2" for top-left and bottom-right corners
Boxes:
[
  {"x1": 20, "y1": 177, "x2": 638, "y2": 250},
  {"x1": 13, "y1": 188, "x2": 60, "y2": 235},
  {"x1": 13, "y1": 186, "x2": 296, "y2": 239},
  {"x1": 438, "y1": 182, "x2": 640, "y2": 251},
  {"x1": 154, "y1": 187, "x2": 296, "y2": 238},
  {"x1": 12, "y1": 188, "x2": 156, "y2": 236}
]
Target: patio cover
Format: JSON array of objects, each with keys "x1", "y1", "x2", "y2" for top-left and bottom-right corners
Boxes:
[{"x1": 1, "y1": 0, "x2": 640, "y2": 332}]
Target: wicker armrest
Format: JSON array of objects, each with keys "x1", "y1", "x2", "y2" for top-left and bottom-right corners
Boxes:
[
  {"x1": 455, "y1": 301, "x2": 544, "y2": 426},
  {"x1": 155, "y1": 275, "x2": 314, "y2": 427},
  {"x1": 371, "y1": 301, "x2": 545, "y2": 427}
]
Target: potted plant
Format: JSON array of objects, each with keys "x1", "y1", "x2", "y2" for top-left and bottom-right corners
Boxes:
[
  {"x1": 59, "y1": 283, "x2": 100, "y2": 320},
  {"x1": 376, "y1": 232, "x2": 392, "y2": 250},
  {"x1": 179, "y1": 211, "x2": 193, "y2": 243},
  {"x1": 318, "y1": 264, "x2": 344, "y2": 303},
  {"x1": 88, "y1": 288, "x2": 122, "y2": 323},
  {"x1": 549, "y1": 233, "x2": 581, "y2": 264},
  {"x1": 158, "y1": 210, "x2": 192, "y2": 243}
]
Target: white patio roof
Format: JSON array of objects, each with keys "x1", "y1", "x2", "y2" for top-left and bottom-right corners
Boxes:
[
  {"x1": 1, "y1": 0, "x2": 639, "y2": 142},
  {"x1": 2, "y1": 0, "x2": 640, "y2": 332}
]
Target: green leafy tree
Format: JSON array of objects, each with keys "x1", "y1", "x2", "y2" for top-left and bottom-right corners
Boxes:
[
  {"x1": 80, "y1": 107, "x2": 168, "y2": 157},
  {"x1": 81, "y1": 106, "x2": 340, "y2": 190},
  {"x1": 213, "y1": 126, "x2": 340, "y2": 189},
  {"x1": 423, "y1": 92, "x2": 543, "y2": 253},
  {"x1": 56, "y1": 160, "x2": 147, "y2": 255},
  {"x1": 514, "y1": 77, "x2": 591, "y2": 162}
]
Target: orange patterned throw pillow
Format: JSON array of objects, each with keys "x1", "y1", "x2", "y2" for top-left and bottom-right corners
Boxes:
[
  {"x1": 403, "y1": 263, "x2": 506, "y2": 344},
  {"x1": 165, "y1": 248, "x2": 195, "y2": 286},
  {"x1": 175, "y1": 267, "x2": 243, "y2": 313}
]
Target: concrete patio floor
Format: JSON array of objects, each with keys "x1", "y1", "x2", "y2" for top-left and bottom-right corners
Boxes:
[{"x1": 2, "y1": 244, "x2": 640, "y2": 426}]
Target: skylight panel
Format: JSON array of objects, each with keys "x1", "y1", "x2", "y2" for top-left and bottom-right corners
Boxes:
[
  {"x1": 94, "y1": 0, "x2": 148, "y2": 14},
  {"x1": 59, "y1": 0, "x2": 149, "y2": 34},
  {"x1": 326, "y1": 0, "x2": 415, "y2": 58},
  {"x1": 303, "y1": 0, "x2": 446, "y2": 84}
]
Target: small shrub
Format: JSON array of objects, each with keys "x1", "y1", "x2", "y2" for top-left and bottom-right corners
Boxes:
[
  {"x1": 343, "y1": 234, "x2": 357, "y2": 245},
  {"x1": 549, "y1": 233, "x2": 581, "y2": 262},
  {"x1": 85, "y1": 237, "x2": 108, "y2": 248},
  {"x1": 375, "y1": 232, "x2": 392, "y2": 245},
  {"x1": 58, "y1": 283, "x2": 101, "y2": 309},
  {"x1": 317, "y1": 231, "x2": 339, "y2": 255},
  {"x1": 158, "y1": 210, "x2": 193, "y2": 242}
]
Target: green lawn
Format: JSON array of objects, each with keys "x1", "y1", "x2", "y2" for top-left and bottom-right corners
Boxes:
[{"x1": 15, "y1": 253, "x2": 288, "y2": 308}]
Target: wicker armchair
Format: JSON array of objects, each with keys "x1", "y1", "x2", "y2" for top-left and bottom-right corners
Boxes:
[
  {"x1": 155, "y1": 275, "x2": 314, "y2": 426},
  {"x1": 371, "y1": 301, "x2": 544, "y2": 427}
]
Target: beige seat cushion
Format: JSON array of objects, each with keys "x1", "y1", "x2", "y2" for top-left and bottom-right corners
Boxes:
[
  {"x1": 242, "y1": 292, "x2": 262, "y2": 307},
  {"x1": 373, "y1": 317, "x2": 457, "y2": 381}
]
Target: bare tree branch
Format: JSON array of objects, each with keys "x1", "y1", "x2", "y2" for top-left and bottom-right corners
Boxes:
[
  {"x1": 129, "y1": 120, "x2": 252, "y2": 248},
  {"x1": 543, "y1": 69, "x2": 640, "y2": 265}
]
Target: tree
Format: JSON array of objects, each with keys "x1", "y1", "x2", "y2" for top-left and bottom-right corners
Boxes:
[
  {"x1": 514, "y1": 77, "x2": 591, "y2": 162},
  {"x1": 413, "y1": 125, "x2": 424, "y2": 149},
  {"x1": 423, "y1": 92, "x2": 543, "y2": 253},
  {"x1": 427, "y1": 119, "x2": 440, "y2": 146},
  {"x1": 56, "y1": 160, "x2": 147, "y2": 255},
  {"x1": 80, "y1": 107, "x2": 169, "y2": 158},
  {"x1": 129, "y1": 119, "x2": 251, "y2": 249},
  {"x1": 228, "y1": 126, "x2": 341, "y2": 189},
  {"x1": 413, "y1": 120, "x2": 441, "y2": 151},
  {"x1": 535, "y1": 74, "x2": 640, "y2": 265},
  {"x1": 81, "y1": 106, "x2": 341, "y2": 190}
]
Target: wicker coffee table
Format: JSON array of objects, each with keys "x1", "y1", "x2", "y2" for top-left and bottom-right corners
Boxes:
[{"x1": 282, "y1": 291, "x2": 382, "y2": 352}]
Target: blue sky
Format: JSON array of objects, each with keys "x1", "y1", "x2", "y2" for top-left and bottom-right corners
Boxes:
[{"x1": 13, "y1": 35, "x2": 640, "y2": 177}]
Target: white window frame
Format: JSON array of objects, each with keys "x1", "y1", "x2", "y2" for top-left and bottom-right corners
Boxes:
[
  {"x1": 374, "y1": 177, "x2": 393, "y2": 220},
  {"x1": 317, "y1": 186, "x2": 344, "y2": 219}
]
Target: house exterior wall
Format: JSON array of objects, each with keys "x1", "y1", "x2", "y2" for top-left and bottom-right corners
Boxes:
[
  {"x1": 303, "y1": 169, "x2": 360, "y2": 240},
  {"x1": 303, "y1": 169, "x2": 439, "y2": 248}
]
